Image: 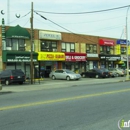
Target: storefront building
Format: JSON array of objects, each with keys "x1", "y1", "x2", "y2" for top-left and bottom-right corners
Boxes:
[
  {"x1": 37, "y1": 30, "x2": 64, "y2": 77},
  {"x1": 99, "y1": 39, "x2": 121, "y2": 68},
  {"x1": 2, "y1": 50, "x2": 38, "y2": 78},
  {"x1": 116, "y1": 39, "x2": 130, "y2": 68},
  {"x1": 86, "y1": 54, "x2": 99, "y2": 70},
  {"x1": 62, "y1": 52, "x2": 86, "y2": 73},
  {"x1": 0, "y1": 18, "x2": 39, "y2": 78},
  {"x1": 99, "y1": 54, "x2": 121, "y2": 68},
  {"x1": 37, "y1": 52, "x2": 65, "y2": 77}
]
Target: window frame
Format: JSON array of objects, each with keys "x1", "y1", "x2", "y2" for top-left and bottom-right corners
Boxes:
[
  {"x1": 6, "y1": 38, "x2": 25, "y2": 51},
  {"x1": 61, "y1": 42, "x2": 75, "y2": 52},
  {"x1": 41, "y1": 40, "x2": 57, "y2": 52},
  {"x1": 86, "y1": 44, "x2": 97, "y2": 53},
  {"x1": 100, "y1": 46, "x2": 113, "y2": 54}
]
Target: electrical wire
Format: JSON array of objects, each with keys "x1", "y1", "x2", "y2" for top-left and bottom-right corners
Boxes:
[
  {"x1": 34, "y1": 11, "x2": 103, "y2": 43},
  {"x1": 9, "y1": 11, "x2": 30, "y2": 24},
  {"x1": 35, "y1": 5, "x2": 130, "y2": 14}
]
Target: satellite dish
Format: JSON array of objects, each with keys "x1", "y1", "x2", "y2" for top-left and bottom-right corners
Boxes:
[
  {"x1": 15, "y1": 14, "x2": 20, "y2": 18},
  {"x1": 1, "y1": 10, "x2": 5, "y2": 15}
]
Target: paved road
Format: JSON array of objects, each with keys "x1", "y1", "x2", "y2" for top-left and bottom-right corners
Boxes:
[
  {"x1": 0, "y1": 76, "x2": 128, "y2": 92},
  {"x1": 0, "y1": 81, "x2": 130, "y2": 130}
]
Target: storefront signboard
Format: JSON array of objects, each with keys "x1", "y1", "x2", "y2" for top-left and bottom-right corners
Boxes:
[
  {"x1": 87, "y1": 54, "x2": 98, "y2": 58},
  {"x1": 99, "y1": 39, "x2": 115, "y2": 46},
  {"x1": 38, "y1": 52, "x2": 65, "y2": 61},
  {"x1": 106, "y1": 56, "x2": 120, "y2": 61},
  {"x1": 99, "y1": 55, "x2": 121, "y2": 61},
  {"x1": 121, "y1": 55, "x2": 130, "y2": 61},
  {"x1": 117, "y1": 39, "x2": 130, "y2": 45},
  {"x1": 39, "y1": 31, "x2": 61, "y2": 40},
  {"x1": 65, "y1": 52, "x2": 86, "y2": 61},
  {"x1": 7, "y1": 55, "x2": 37, "y2": 62}
]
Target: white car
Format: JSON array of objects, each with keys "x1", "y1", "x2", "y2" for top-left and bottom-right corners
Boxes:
[
  {"x1": 49, "y1": 69, "x2": 81, "y2": 81},
  {"x1": 125, "y1": 69, "x2": 130, "y2": 75},
  {"x1": 108, "y1": 68, "x2": 125, "y2": 77}
]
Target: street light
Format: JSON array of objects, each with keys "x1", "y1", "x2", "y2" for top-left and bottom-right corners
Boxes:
[{"x1": 126, "y1": 5, "x2": 130, "y2": 80}]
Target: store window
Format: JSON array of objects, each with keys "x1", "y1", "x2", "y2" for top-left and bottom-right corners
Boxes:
[
  {"x1": 61, "y1": 42, "x2": 75, "y2": 52},
  {"x1": 86, "y1": 44, "x2": 97, "y2": 53},
  {"x1": 41, "y1": 41, "x2": 57, "y2": 52},
  {"x1": 100, "y1": 46, "x2": 113, "y2": 54},
  {"x1": 121, "y1": 47, "x2": 126, "y2": 54},
  {"x1": 6, "y1": 38, "x2": 25, "y2": 51}
]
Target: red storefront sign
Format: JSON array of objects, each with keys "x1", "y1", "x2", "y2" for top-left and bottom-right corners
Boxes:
[
  {"x1": 65, "y1": 52, "x2": 86, "y2": 61},
  {"x1": 99, "y1": 39, "x2": 115, "y2": 46}
]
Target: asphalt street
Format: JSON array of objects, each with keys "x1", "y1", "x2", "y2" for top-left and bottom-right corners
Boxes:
[{"x1": 0, "y1": 81, "x2": 130, "y2": 130}]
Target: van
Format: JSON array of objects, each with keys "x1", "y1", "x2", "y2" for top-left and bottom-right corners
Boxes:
[{"x1": 0, "y1": 69, "x2": 25, "y2": 85}]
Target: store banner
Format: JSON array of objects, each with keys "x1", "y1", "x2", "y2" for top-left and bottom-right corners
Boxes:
[
  {"x1": 117, "y1": 39, "x2": 130, "y2": 45},
  {"x1": 39, "y1": 31, "x2": 61, "y2": 40},
  {"x1": 99, "y1": 39, "x2": 115, "y2": 46},
  {"x1": 65, "y1": 52, "x2": 86, "y2": 61},
  {"x1": 115, "y1": 45, "x2": 121, "y2": 55},
  {"x1": 38, "y1": 52, "x2": 65, "y2": 61}
]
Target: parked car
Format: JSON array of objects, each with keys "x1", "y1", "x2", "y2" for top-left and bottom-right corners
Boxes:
[
  {"x1": 0, "y1": 69, "x2": 25, "y2": 85},
  {"x1": 49, "y1": 69, "x2": 81, "y2": 81},
  {"x1": 108, "y1": 68, "x2": 125, "y2": 77},
  {"x1": 81, "y1": 68, "x2": 110, "y2": 78},
  {"x1": 124, "y1": 69, "x2": 130, "y2": 75},
  {"x1": 108, "y1": 69, "x2": 118, "y2": 77}
]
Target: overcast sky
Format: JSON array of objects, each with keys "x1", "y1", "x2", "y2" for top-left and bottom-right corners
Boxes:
[{"x1": 1, "y1": 0, "x2": 130, "y2": 39}]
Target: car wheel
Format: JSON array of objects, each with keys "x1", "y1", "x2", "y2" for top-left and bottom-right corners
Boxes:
[
  {"x1": 82, "y1": 74, "x2": 86, "y2": 78},
  {"x1": 95, "y1": 75, "x2": 99, "y2": 78},
  {"x1": 52, "y1": 75, "x2": 56, "y2": 80},
  {"x1": 66, "y1": 76, "x2": 70, "y2": 81},
  {"x1": 5, "y1": 80, "x2": 10, "y2": 85},
  {"x1": 116, "y1": 73, "x2": 119, "y2": 77}
]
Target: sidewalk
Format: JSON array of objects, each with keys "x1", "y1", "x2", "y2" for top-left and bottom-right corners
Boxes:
[{"x1": 0, "y1": 77, "x2": 129, "y2": 93}]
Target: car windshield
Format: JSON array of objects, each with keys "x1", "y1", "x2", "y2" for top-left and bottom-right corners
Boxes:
[
  {"x1": 12, "y1": 70, "x2": 24, "y2": 75},
  {"x1": 65, "y1": 70, "x2": 75, "y2": 74}
]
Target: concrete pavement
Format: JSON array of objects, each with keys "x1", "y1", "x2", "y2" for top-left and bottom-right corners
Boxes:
[{"x1": 0, "y1": 77, "x2": 129, "y2": 93}]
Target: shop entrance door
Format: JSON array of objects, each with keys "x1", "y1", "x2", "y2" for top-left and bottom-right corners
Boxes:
[{"x1": 45, "y1": 66, "x2": 51, "y2": 77}]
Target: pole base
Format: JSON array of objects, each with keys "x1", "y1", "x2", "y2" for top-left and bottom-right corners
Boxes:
[
  {"x1": 0, "y1": 84, "x2": 2, "y2": 90},
  {"x1": 126, "y1": 74, "x2": 130, "y2": 81}
]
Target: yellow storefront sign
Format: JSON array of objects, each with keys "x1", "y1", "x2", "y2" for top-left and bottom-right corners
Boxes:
[
  {"x1": 38, "y1": 52, "x2": 65, "y2": 61},
  {"x1": 115, "y1": 45, "x2": 121, "y2": 55}
]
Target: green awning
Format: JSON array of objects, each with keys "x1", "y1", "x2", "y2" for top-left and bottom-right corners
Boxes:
[
  {"x1": 2, "y1": 50, "x2": 38, "y2": 62},
  {"x1": 6, "y1": 25, "x2": 30, "y2": 39}
]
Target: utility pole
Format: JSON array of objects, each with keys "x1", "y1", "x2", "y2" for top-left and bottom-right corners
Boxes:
[
  {"x1": 7, "y1": 0, "x2": 10, "y2": 25},
  {"x1": 126, "y1": 5, "x2": 130, "y2": 80},
  {"x1": 30, "y1": 2, "x2": 34, "y2": 84}
]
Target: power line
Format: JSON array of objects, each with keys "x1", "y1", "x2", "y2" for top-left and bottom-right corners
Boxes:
[
  {"x1": 9, "y1": 11, "x2": 30, "y2": 24},
  {"x1": 35, "y1": 5, "x2": 130, "y2": 14},
  {"x1": 34, "y1": 11, "x2": 104, "y2": 43}
]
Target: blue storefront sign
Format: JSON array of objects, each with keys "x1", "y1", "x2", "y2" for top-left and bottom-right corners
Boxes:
[{"x1": 117, "y1": 39, "x2": 130, "y2": 45}]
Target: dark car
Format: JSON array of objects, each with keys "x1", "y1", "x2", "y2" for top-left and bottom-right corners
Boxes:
[
  {"x1": 81, "y1": 68, "x2": 110, "y2": 78},
  {"x1": 0, "y1": 69, "x2": 25, "y2": 85}
]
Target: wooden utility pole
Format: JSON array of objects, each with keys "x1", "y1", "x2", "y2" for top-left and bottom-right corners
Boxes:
[{"x1": 30, "y1": 2, "x2": 34, "y2": 84}]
